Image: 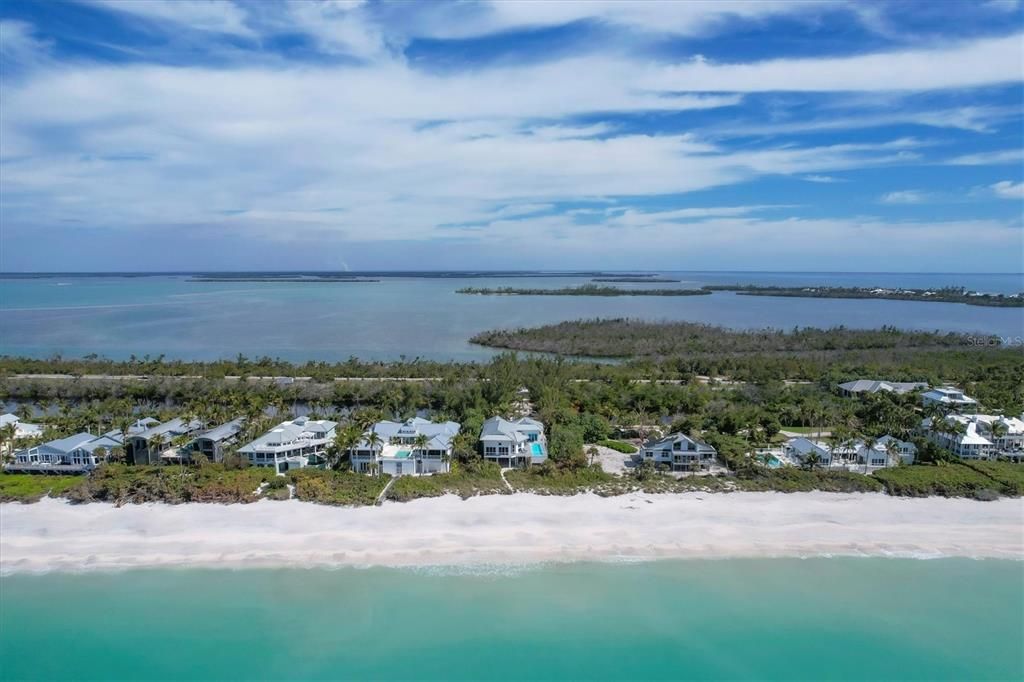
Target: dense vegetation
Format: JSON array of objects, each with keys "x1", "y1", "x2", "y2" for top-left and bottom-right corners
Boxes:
[
  {"x1": 596, "y1": 439, "x2": 638, "y2": 453},
  {"x1": 456, "y1": 285, "x2": 710, "y2": 296},
  {"x1": 63, "y1": 464, "x2": 276, "y2": 505},
  {"x1": 702, "y1": 285, "x2": 1024, "y2": 307},
  {"x1": 386, "y1": 460, "x2": 507, "y2": 501},
  {"x1": 470, "y1": 318, "x2": 987, "y2": 358},
  {"x1": 872, "y1": 462, "x2": 1016, "y2": 498},
  {"x1": 591, "y1": 277, "x2": 681, "y2": 283}
]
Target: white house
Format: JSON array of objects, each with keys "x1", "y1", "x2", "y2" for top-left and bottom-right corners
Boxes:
[
  {"x1": 922, "y1": 386, "x2": 978, "y2": 412},
  {"x1": 838, "y1": 380, "x2": 927, "y2": 397},
  {"x1": 126, "y1": 417, "x2": 204, "y2": 465},
  {"x1": 7, "y1": 432, "x2": 122, "y2": 473},
  {"x1": 779, "y1": 435, "x2": 912, "y2": 470},
  {"x1": 0, "y1": 413, "x2": 44, "y2": 440},
  {"x1": 874, "y1": 435, "x2": 917, "y2": 465},
  {"x1": 640, "y1": 432, "x2": 717, "y2": 472},
  {"x1": 922, "y1": 413, "x2": 1024, "y2": 460},
  {"x1": 237, "y1": 416, "x2": 336, "y2": 474},
  {"x1": 349, "y1": 417, "x2": 460, "y2": 477},
  {"x1": 479, "y1": 416, "x2": 546, "y2": 468}
]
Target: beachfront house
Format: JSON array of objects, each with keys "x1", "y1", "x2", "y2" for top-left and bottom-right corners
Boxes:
[
  {"x1": 0, "y1": 413, "x2": 44, "y2": 440},
  {"x1": 237, "y1": 416, "x2": 336, "y2": 474},
  {"x1": 873, "y1": 435, "x2": 917, "y2": 465},
  {"x1": 838, "y1": 380, "x2": 928, "y2": 397},
  {"x1": 479, "y1": 416, "x2": 547, "y2": 467},
  {"x1": 922, "y1": 386, "x2": 978, "y2": 413},
  {"x1": 7, "y1": 432, "x2": 123, "y2": 473},
  {"x1": 921, "y1": 413, "x2": 1024, "y2": 460},
  {"x1": 349, "y1": 417, "x2": 460, "y2": 476},
  {"x1": 640, "y1": 432, "x2": 718, "y2": 472},
  {"x1": 782, "y1": 437, "x2": 833, "y2": 466},
  {"x1": 185, "y1": 418, "x2": 245, "y2": 463},
  {"x1": 126, "y1": 417, "x2": 204, "y2": 465}
]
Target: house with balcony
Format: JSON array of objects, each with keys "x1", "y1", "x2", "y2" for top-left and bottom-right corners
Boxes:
[
  {"x1": 349, "y1": 417, "x2": 460, "y2": 477},
  {"x1": 184, "y1": 418, "x2": 245, "y2": 463},
  {"x1": 125, "y1": 417, "x2": 204, "y2": 465},
  {"x1": 781, "y1": 437, "x2": 833, "y2": 466},
  {"x1": 922, "y1": 386, "x2": 978, "y2": 413},
  {"x1": 237, "y1": 416, "x2": 336, "y2": 474},
  {"x1": 640, "y1": 432, "x2": 717, "y2": 472},
  {"x1": 479, "y1": 416, "x2": 546, "y2": 468},
  {"x1": 920, "y1": 415, "x2": 994, "y2": 459},
  {"x1": 7, "y1": 432, "x2": 123, "y2": 474}
]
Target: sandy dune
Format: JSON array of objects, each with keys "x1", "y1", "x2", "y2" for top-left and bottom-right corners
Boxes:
[{"x1": 2, "y1": 492, "x2": 1022, "y2": 573}]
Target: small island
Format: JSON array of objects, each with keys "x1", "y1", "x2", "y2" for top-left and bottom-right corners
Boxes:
[
  {"x1": 456, "y1": 284, "x2": 710, "y2": 296},
  {"x1": 591, "y1": 277, "x2": 682, "y2": 283},
  {"x1": 702, "y1": 285, "x2": 1024, "y2": 307},
  {"x1": 189, "y1": 276, "x2": 379, "y2": 283}
]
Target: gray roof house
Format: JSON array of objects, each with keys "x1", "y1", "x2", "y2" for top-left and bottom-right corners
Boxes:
[
  {"x1": 185, "y1": 418, "x2": 245, "y2": 463},
  {"x1": 838, "y1": 380, "x2": 928, "y2": 396},
  {"x1": 350, "y1": 417, "x2": 460, "y2": 477},
  {"x1": 8, "y1": 432, "x2": 122, "y2": 474},
  {"x1": 126, "y1": 417, "x2": 204, "y2": 465},
  {"x1": 0, "y1": 413, "x2": 43, "y2": 439},
  {"x1": 640, "y1": 432, "x2": 717, "y2": 472},
  {"x1": 479, "y1": 416, "x2": 546, "y2": 467},
  {"x1": 237, "y1": 416, "x2": 336, "y2": 474}
]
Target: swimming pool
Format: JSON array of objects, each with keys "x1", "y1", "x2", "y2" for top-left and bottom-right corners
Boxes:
[
  {"x1": 395, "y1": 450, "x2": 411, "y2": 459},
  {"x1": 531, "y1": 443, "x2": 544, "y2": 457},
  {"x1": 766, "y1": 455, "x2": 783, "y2": 469}
]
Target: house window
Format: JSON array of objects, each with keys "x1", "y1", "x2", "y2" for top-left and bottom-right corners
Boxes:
[{"x1": 396, "y1": 463, "x2": 403, "y2": 475}]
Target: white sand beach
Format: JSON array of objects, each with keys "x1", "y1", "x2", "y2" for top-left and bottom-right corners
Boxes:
[{"x1": 2, "y1": 492, "x2": 1022, "y2": 573}]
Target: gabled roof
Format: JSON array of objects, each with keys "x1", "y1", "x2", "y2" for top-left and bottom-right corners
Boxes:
[
  {"x1": 133, "y1": 417, "x2": 203, "y2": 441},
  {"x1": 643, "y1": 432, "x2": 716, "y2": 453},
  {"x1": 195, "y1": 418, "x2": 245, "y2": 443},
  {"x1": 839, "y1": 380, "x2": 927, "y2": 394},
  {"x1": 480, "y1": 416, "x2": 544, "y2": 442},
  {"x1": 239, "y1": 417, "x2": 337, "y2": 451},
  {"x1": 358, "y1": 418, "x2": 461, "y2": 450}
]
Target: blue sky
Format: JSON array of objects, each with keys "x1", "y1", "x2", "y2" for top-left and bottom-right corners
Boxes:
[{"x1": 1, "y1": 0, "x2": 1022, "y2": 272}]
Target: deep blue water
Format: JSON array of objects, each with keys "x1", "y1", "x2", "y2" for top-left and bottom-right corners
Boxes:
[{"x1": 0, "y1": 272, "x2": 1020, "y2": 361}]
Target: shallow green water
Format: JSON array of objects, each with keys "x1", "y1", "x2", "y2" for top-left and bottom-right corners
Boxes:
[{"x1": 1, "y1": 559, "x2": 1021, "y2": 681}]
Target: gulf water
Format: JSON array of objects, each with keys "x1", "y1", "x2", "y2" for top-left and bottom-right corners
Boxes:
[
  {"x1": 0, "y1": 559, "x2": 1021, "y2": 681},
  {"x1": 1, "y1": 272, "x2": 1021, "y2": 362}
]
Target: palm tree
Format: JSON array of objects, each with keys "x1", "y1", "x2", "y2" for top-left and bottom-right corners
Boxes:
[
  {"x1": 0, "y1": 423, "x2": 16, "y2": 459},
  {"x1": 884, "y1": 439, "x2": 902, "y2": 467},
  {"x1": 861, "y1": 435, "x2": 877, "y2": 474},
  {"x1": 803, "y1": 451, "x2": 821, "y2": 471},
  {"x1": 329, "y1": 426, "x2": 361, "y2": 471},
  {"x1": 364, "y1": 430, "x2": 383, "y2": 475},
  {"x1": 147, "y1": 432, "x2": 166, "y2": 466},
  {"x1": 989, "y1": 421, "x2": 1008, "y2": 453},
  {"x1": 413, "y1": 433, "x2": 430, "y2": 472}
]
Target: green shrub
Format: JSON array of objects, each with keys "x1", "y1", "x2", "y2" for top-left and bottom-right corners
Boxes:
[
  {"x1": 596, "y1": 439, "x2": 637, "y2": 453},
  {"x1": 0, "y1": 474, "x2": 83, "y2": 503},
  {"x1": 872, "y1": 463, "x2": 1011, "y2": 497}
]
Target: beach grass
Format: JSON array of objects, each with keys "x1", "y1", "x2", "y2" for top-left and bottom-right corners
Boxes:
[
  {"x1": 872, "y1": 463, "x2": 1010, "y2": 498},
  {"x1": 0, "y1": 474, "x2": 83, "y2": 503},
  {"x1": 289, "y1": 469, "x2": 387, "y2": 506},
  {"x1": 595, "y1": 439, "x2": 638, "y2": 453}
]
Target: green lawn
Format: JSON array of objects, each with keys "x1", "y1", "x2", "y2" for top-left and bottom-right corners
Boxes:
[
  {"x1": 780, "y1": 426, "x2": 833, "y2": 434},
  {"x1": 0, "y1": 474, "x2": 84, "y2": 503}
]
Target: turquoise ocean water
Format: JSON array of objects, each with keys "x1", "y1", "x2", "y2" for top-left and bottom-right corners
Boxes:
[
  {"x1": 1, "y1": 272, "x2": 1022, "y2": 362},
  {"x1": 1, "y1": 559, "x2": 1021, "y2": 681}
]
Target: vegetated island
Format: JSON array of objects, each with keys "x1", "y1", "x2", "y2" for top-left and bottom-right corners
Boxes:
[
  {"x1": 702, "y1": 285, "x2": 1024, "y2": 307},
  {"x1": 469, "y1": 318, "x2": 994, "y2": 358},
  {"x1": 591, "y1": 277, "x2": 682, "y2": 283},
  {"x1": 457, "y1": 284, "x2": 710, "y2": 296},
  {"x1": 189, "y1": 276, "x2": 379, "y2": 283}
]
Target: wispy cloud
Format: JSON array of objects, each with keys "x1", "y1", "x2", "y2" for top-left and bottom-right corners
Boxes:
[
  {"x1": 991, "y1": 180, "x2": 1024, "y2": 199},
  {"x1": 880, "y1": 190, "x2": 931, "y2": 204}
]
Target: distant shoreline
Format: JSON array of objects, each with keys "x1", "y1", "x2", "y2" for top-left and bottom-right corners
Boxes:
[
  {"x1": 457, "y1": 285, "x2": 711, "y2": 296},
  {"x1": 188, "y1": 277, "x2": 380, "y2": 283},
  {"x1": 704, "y1": 285, "x2": 1024, "y2": 307},
  {"x1": 2, "y1": 493, "x2": 1020, "y2": 574}
]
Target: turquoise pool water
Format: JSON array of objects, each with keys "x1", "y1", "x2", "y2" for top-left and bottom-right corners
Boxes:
[
  {"x1": 531, "y1": 442, "x2": 544, "y2": 457},
  {"x1": 767, "y1": 455, "x2": 783, "y2": 469},
  {"x1": 396, "y1": 450, "x2": 411, "y2": 459}
]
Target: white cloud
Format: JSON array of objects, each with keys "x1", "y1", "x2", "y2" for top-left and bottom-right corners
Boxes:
[
  {"x1": 86, "y1": 0, "x2": 255, "y2": 36},
  {"x1": 946, "y1": 149, "x2": 1024, "y2": 166},
  {"x1": 880, "y1": 190, "x2": 930, "y2": 204},
  {"x1": 991, "y1": 181, "x2": 1024, "y2": 199},
  {"x1": 0, "y1": 20, "x2": 52, "y2": 68},
  {"x1": 801, "y1": 175, "x2": 844, "y2": 183}
]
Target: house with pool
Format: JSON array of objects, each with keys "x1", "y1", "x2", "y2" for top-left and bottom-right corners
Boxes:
[
  {"x1": 349, "y1": 417, "x2": 460, "y2": 477},
  {"x1": 479, "y1": 416, "x2": 547, "y2": 467},
  {"x1": 640, "y1": 432, "x2": 717, "y2": 472},
  {"x1": 237, "y1": 416, "x2": 336, "y2": 474}
]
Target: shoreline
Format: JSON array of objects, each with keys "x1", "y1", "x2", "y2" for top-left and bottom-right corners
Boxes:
[{"x1": 2, "y1": 492, "x2": 1021, "y2": 574}]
